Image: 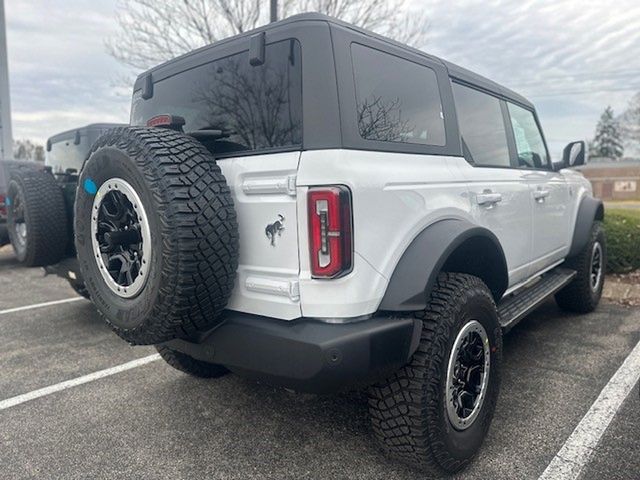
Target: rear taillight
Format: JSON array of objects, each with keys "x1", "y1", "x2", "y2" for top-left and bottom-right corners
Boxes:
[
  {"x1": 308, "y1": 186, "x2": 352, "y2": 278},
  {"x1": 0, "y1": 194, "x2": 6, "y2": 217}
]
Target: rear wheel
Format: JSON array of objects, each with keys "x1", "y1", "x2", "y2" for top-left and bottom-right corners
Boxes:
[
  {"x1": 368, "y1": 273, "x2": 502, "y2": 474},
  {"x1": 555, "y1": 222, "x2": 606, "y2": 313},
  {"x1": 7, "y1": 169, "x2": 68, "y2": 266},
  {"x1": 156, "y1": 345, "x2": 229, "y2": 378},
  {"x1": 74, "y1": 127, "x2": 239, "y2": 345}
]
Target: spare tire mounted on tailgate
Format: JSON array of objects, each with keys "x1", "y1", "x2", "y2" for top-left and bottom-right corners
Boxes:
[{"x1": 75, "y1": 127, "x2": 239, "y2": 345}]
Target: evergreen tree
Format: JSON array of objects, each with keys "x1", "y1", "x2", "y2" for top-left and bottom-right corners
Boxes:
[{"x1": 590, "y1": 106, "x2": 624, "y2": 159}]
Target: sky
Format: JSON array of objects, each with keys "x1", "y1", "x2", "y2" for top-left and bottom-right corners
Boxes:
[{"x1": 3, "y1": 0, "x2": 640, "y2": 159}]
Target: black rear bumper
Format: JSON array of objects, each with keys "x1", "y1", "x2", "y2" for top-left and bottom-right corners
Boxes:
[{"x1": 163, "y1": 312, "x2": 423, "y2": 393}]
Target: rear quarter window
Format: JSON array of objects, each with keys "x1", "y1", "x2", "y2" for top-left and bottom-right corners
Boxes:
[
  {"x1": 131, "y1": 39, "x2": 303, "y2": 156},
  {"x1": 351, "y1": 43, "x2": 445, "y2": 146}
]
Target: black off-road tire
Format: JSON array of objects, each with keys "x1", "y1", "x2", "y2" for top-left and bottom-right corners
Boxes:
[
  {"x1": 555, "y1": 221, "x2": 606, "y2": 313},
  {"x1": 368, "y1": 273, "x2": 502, "y2": 475},
  {"x1": 74, "y1": 127, "x2": 239, "y2": 345},
  {"x1": 7, "y1": 169, "x2": 68, "y2": 266},
  {"x1": 156, "y1": 345, "x2": 229, "y2": 378}
]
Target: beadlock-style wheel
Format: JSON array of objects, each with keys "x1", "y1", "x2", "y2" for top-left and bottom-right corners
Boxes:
[
  {"x1": 90, "y1": 178, "x2": 152, "y2": 298},
  {"x1": 445, "y1": 319, "x2": 491, "y2": 430},
  {"x1": 590, "y1": 241, "x2": 603, "y2": 292},
  {"x1": 74, "y1": 127, "x2": 238, "y2": 345}
]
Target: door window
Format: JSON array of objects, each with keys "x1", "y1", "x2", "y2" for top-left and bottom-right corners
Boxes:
[
  {"x1": 452, "y1": 83, "x2": 510, "y2": 167},
  {"x1": 507, "y1": 103, "x2": 550, "y2": 169}
]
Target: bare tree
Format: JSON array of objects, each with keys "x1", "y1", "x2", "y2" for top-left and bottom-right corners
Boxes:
[
  {"x1": 357, "y1": 96, "x2": 412, "y2": 142},
  {"x1": 107, "y1": 0, "x2": 428, "y2": 71},
  {"x1": 13, "y1": 139, "x2": 45, "y2": 162},
  {"x1": 619, "y1": 92, "x2": 640, "y2": 153}
]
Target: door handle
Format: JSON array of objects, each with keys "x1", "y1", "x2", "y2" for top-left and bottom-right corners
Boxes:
[
  {"x1": 476, "y1": 192, "x2": 503, "y2": 206},
  {"x1": 534, "y1": 189, "x2": 550, "y2": 202}
]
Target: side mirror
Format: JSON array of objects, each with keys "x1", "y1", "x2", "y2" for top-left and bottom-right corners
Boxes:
[{"x1": 562, "y1": 141, "x2": 588, "y2": 168}]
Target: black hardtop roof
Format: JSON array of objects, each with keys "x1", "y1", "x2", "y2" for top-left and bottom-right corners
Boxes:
[
  {"x1": 48, "y1": 123, "x2": 126, "y2": 144},
  {"x1": 134, "y1": 12, "x2": 533, "y2": 110}
]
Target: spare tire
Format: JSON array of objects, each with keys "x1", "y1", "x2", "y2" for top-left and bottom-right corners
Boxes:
[
  {"x1": 74, "y1": 127, "x2": 239, "y2": 345},
  {"x1": 7, "y1": 168, "x2": 68, "y2": 266}
]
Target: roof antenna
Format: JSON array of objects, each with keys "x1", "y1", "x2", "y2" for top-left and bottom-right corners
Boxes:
[{"x1": 270, "y1": 0, "x2": 278, "y2": 22}]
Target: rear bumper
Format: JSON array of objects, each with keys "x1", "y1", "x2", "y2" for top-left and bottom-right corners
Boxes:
[{"x1": 163, "y1": 312, "x2": 423, "y2": 393}]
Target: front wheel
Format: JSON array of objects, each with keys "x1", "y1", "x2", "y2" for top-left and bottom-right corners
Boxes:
[
  {"x1": 368, "y1": 273, "x2": 502, "y2": 474},
  {"x1": 555, "y1": 221, "x2": 606, "y2": 313}
]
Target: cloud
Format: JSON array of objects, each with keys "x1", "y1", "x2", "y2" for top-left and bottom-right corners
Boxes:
[
  {"x1": 5, "y1": 0, "x2": 130, "y2": 143},
  {"x1": 412, "y1": 0, "x2": 640, "y2": 157},
  {"x1": 4, "y1": 0, "x2": 640, "y2": 158}
]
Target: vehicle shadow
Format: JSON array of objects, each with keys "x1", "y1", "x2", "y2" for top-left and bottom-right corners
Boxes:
[
  {"x1": 150, "y1": 301, "x2": 636, "y2": 480},
  {"x1": 0, "y1": 245, "x2": 20, "y2": 270}
]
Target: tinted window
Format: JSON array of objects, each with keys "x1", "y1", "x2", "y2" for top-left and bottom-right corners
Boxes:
[
  {"x1": 508, "y1": 103, "x2": 549, "y2": 169},
  {"x1": 452, "y1": 83, "x2": 510, "y2": 167},
  {"x1": 131, "y1": 39, "x2": 302, "y2": 156},
  {"x1": 351, "y1": 43, "x2": 445, "y2": 146}
]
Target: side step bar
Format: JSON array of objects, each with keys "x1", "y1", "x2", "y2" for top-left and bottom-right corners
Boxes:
[{"x1": 498, "y1": 268, "x2": 576, "y2": 332}]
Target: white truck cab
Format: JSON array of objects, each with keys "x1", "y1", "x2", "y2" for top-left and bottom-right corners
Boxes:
[{"x1": 74, "y1": 14, "x2": 605, "y2": 475}]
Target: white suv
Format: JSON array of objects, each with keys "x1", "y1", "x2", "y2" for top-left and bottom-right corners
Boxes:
[{"x1": 73, "y1": 14, "x2": 605, "y2": 475}]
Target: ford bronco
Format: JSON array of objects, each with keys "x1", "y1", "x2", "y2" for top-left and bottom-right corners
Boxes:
[{"x1": 72, "y1": 14, "x2": 605, "y2": 474}]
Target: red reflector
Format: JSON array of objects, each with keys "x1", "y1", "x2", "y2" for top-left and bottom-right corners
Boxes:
[
  {"x1": 308, "y1": 186, "x2": 352, "y2": 278},
  {"x1": 146, "y1": 114, "x2": 186, "y2": 129}
]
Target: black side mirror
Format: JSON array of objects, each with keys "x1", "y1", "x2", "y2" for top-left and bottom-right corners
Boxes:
[{"x1": 562, "y1": 141, "x2": 587, "y2": 168}]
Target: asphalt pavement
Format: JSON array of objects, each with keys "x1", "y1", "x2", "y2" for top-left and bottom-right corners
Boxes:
[{"x1": 0, "y1": 244, "x2": 638, "y2": 479}]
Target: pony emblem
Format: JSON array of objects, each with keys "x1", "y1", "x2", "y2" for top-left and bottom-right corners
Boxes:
[{"x1": 265, "y1": 214, "x2": 285, "y2": 246}]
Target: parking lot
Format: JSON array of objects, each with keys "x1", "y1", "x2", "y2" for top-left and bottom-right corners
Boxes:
[{"x1": 0, "y1": 244, "x2": 638, "y2": 480}]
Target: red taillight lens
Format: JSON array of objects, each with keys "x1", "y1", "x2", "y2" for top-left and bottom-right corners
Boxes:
[
  {"x1": 308, "y1": 186, "x2": 352, "y2": 278},
  {"x1": 0, "y1": 194, "x2": 6, "y2": 217}
]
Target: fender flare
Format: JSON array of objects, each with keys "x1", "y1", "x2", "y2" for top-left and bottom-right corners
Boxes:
[
  {"x1": 379, "y1": 218, "x2": 508, "y2": 311},
  {"x1": 568, "y1": 196, "x2": 604, "y2": 257}
]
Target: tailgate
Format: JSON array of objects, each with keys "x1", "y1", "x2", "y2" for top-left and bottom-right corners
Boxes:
[{"x1": 217, "y1": 152, "x2": 302, "y2": 320}]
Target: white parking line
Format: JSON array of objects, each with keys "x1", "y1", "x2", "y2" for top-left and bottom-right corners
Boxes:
[
  {"x1": 0, "y1": 354, "x2": 161, "y2": 411},
  {"x1": 538, "y1": 339, "x2": 640, "y2": 480},
  {"x1": 0, "y1": 297, "x2": 84, "y2": 316}
]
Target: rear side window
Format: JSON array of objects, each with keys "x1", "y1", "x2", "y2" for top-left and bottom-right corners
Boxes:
[
  {"x1": 131, "y1": 39, "x2": 302, "y2": 156},
  {"x1": 351, "y1": 43, "x2": 445, "y2": 146},
  {"x1": 507, "y1": 103, "x2": 550, "y2": 169},
  {"x1": 452, "y1": 83, "x2": 510, "y2": 168}
]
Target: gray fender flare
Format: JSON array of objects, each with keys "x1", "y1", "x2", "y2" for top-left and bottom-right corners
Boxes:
[
  {"x1": 568, "y1": 196, "x2": 604, "y2": 257},
  {"x1": 379, "y1": 219, "x2": 508, "y2": 311}
]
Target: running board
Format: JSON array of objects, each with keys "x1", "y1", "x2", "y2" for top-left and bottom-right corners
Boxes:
[{"x1": 498, "y1": 268, "x2": 576, "y2": 332}]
